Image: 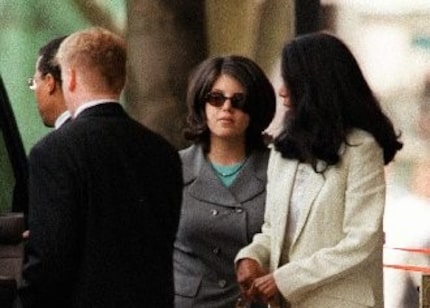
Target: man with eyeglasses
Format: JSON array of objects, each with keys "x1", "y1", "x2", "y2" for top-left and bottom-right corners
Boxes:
[
  {"x1": 20, "y1": 36, "x2": 70, "y2": 243},
  {"x1": 28, "y1": 35, "x2": 70, "y2": 129}
]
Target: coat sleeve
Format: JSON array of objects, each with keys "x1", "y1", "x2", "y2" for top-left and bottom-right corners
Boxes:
[
  {"x1": 273, "y1": 133, "x2": 386, "y2": 303},
  {"x1": 235, "y1": 149, "x2": 277, "y2": 269},
  {"x1": 18, "y1": 139, "x2": 81, "y2": 306}
]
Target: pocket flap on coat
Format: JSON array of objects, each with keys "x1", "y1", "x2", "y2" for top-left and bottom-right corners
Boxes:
[{"x1": 174, "y1": 271, "x2": 202, "y2": 297}]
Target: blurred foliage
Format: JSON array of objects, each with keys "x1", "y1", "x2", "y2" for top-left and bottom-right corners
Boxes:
[
  {"x1": 0, "y1": 0, "x2": 292, "y2": 151},
  {"x1": 0, "y1": 0, "x2": 126, "y2": 153}
]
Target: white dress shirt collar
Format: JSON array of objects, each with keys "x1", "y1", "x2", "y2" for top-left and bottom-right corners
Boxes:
[
  {"x1": 54, "y1": 110, "x2": 71, "y2": 129},
  {"x1": 73, "y1": 99, "x2": 120, "y2": 118}
]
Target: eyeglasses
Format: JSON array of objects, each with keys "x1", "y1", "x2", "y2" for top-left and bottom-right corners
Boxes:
[
  {"x1": 27, "y1": 77, "x2": 36, "y2": 90},
  {"x1": 205, "y1": 92, "x2": 246, "y2": 110}
]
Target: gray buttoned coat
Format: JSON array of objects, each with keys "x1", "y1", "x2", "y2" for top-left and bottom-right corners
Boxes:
[{"x1": 174, "y1": 144, "x2": 269, "y2": 308}]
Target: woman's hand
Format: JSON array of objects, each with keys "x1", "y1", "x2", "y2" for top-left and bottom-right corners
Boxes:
[
  {"x1": 236, "y1": 258, "x2": 265, "y2": 300},
  {"x1": 251, "y1": 273, "x2": 278, "y2": 303}
]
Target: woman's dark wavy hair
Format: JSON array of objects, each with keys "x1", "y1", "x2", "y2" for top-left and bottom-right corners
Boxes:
[
  {"x1": 184, "y1": 55, "x2": 276, "y2": 153},
  {"x1": 274, "y1": 32, "x2": 402, "y2": 170}
]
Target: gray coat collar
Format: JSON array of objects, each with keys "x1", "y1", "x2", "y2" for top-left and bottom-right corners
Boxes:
[{"x1": 180, "y1": 144, "x2": 268, "y2": 207}]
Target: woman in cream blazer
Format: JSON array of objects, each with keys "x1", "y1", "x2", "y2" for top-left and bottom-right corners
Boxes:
[{"x1": 235, "y1": 32, "x2": 403, "y2": 308}]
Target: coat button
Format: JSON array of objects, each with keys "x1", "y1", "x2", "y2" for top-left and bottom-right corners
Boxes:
[
  {"x1": 218, "y1": 279, "x2": 227, "y2": 288},
  {"x1": 212, "y1": 247, "x2": 220, "y2": 254},
  {"x1": 210, "y1": 209, "x2": 219, "y2": 216},
  {"x1": 235, "y1": 208, "x2": 243, "y2": 213}
]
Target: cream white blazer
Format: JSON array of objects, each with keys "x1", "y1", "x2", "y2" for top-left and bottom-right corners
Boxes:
[{"x1": 236, "y1": 129, "x2": 385, "y2": 308}]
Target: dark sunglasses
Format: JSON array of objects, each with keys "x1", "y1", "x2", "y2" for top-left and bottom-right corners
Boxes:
[{"x1": 205, "y1": 92, "x2": 246, "y2": 110}]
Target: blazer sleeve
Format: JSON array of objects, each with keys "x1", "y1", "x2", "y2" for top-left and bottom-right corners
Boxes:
[
  {"x1": 235, "y1": 149, "x2": 277, "y2": 269},
  {"x1": 274, "y1": 133, "x2": 386, "y2": 302}
]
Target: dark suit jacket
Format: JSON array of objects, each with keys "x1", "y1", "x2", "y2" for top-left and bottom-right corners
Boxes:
[
  {"x1": 18, "y1": 103, "x2": 183, "y2": 307},
  {"x1": 174, "y1": 144, "x2": 269, "y2": 308}
]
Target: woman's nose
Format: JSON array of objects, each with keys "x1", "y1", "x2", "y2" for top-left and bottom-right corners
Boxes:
[
  {"x1": 278, "y1": 84, "x2": 288, "y2": 98},
  {"x1": 221, "y1": 98, "x2": 233, "y2": 110}
]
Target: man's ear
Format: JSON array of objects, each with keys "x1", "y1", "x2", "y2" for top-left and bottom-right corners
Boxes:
[
  {"x1": 45, "y1": 73, "x2": 57, "y2": 94},
  {"x1": 67, "y1": 68, "x2": 76, "y2": 91}
]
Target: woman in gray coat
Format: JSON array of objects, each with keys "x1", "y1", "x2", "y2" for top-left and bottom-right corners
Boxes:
[{"x1": 174, "y1": 55, "x2": 276, "y2": 308}]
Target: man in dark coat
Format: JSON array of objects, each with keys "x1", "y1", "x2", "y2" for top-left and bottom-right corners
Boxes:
[{"x1": 17, "y1": 27, "x2": 183, "y2": 307}]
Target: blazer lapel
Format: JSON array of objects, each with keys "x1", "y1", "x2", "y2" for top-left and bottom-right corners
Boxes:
[
  {"x1": 182, "y1": 145, "x2": 238, "y2": 207},
  {"x1": 270, "y1": 155, "x2": 298, "y2": 269},
  {"x1": 188, "y1": 160, "x2": 239, "y2": 207},
  {"x1": 184, "y1": 147, "x2": 268, "y2": 207},
  {"x1": 289, "y1": 164, "x2": 325, "y2": 250},
  {"x1": 268, "y1": 152, "x2": 326, "y2": 267},
  {"x1": 228, "y1": 153, "x2": 267, "y2": 204}
]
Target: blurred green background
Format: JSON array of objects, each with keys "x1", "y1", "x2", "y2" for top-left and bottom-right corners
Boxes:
[{"x1": 0, "y1": 0, "x2": 126, "y2": 153}]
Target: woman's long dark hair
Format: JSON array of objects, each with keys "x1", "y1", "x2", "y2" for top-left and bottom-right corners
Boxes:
[
  {"x1": 274, "y1": 32, "x2": 402, "y2": 170},
  {"x1": 185, "y1": 55, "x2": 276, "y2": 153}
]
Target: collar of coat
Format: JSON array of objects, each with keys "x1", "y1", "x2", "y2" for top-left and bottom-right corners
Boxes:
[{"x1": 179, "y1": 144, "x2": 269, "y2": 207}]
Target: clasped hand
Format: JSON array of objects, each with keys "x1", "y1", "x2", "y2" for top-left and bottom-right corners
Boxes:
[{"x1": 236, "y1": 258, "x2": 279, "y2": 304}]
